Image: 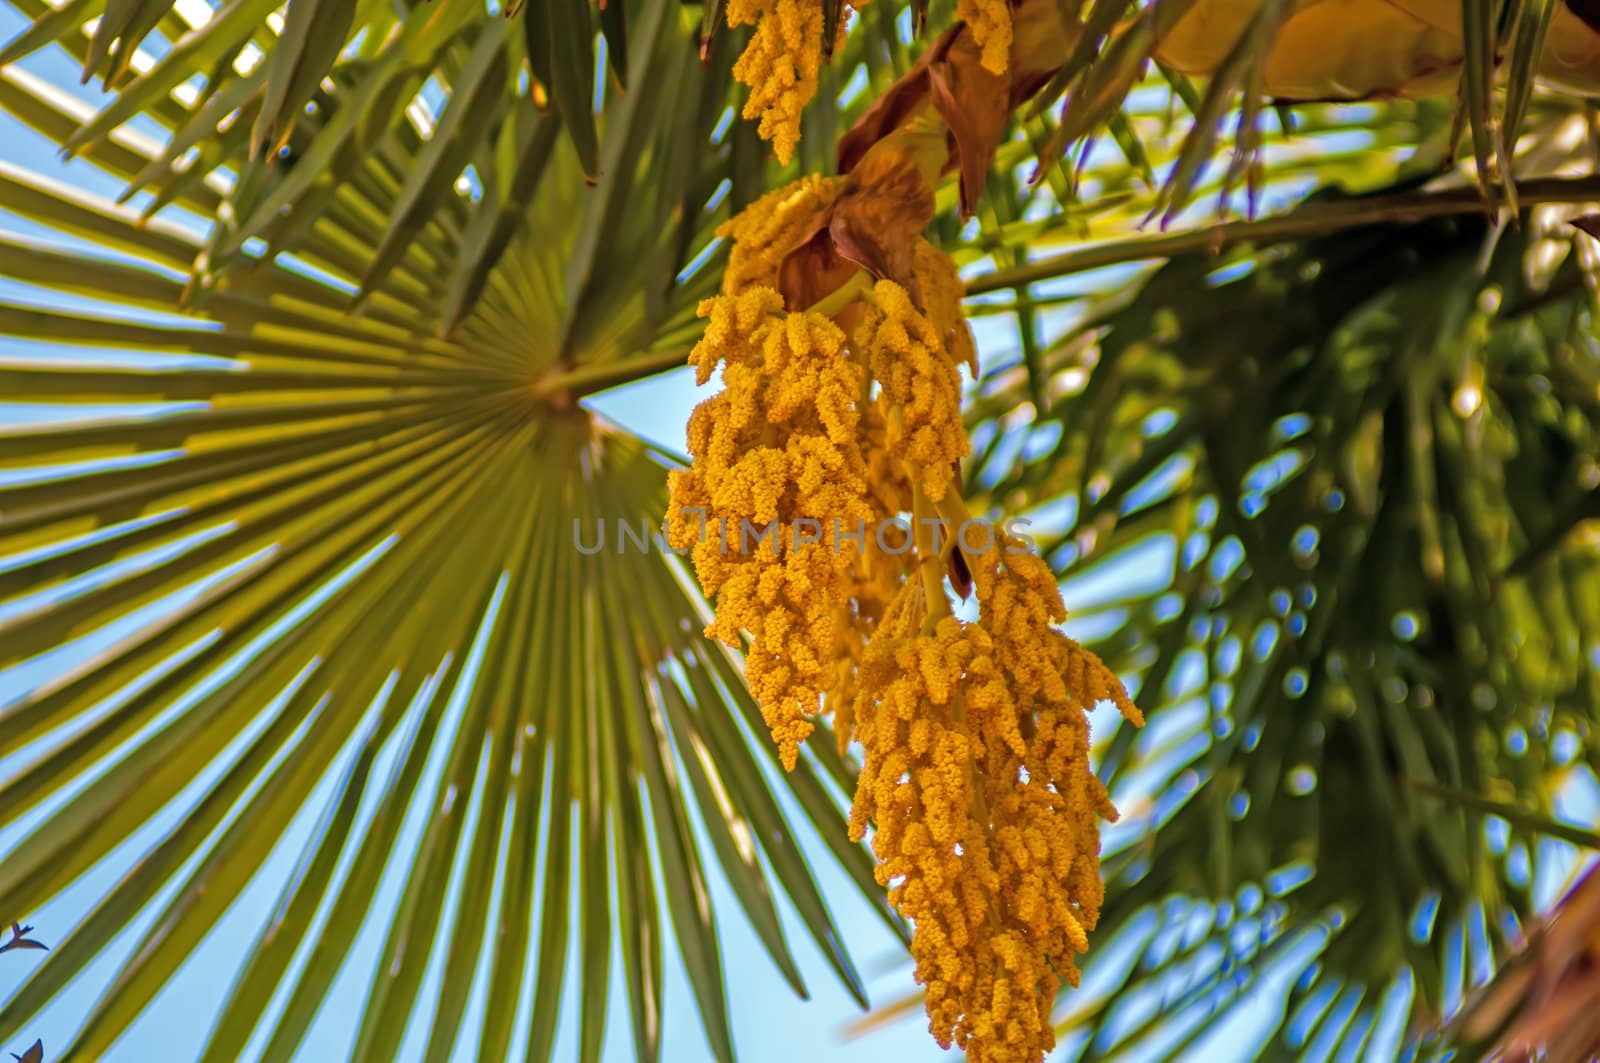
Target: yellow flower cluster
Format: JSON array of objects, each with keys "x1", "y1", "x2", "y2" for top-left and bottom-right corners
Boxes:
[
  {"x1": 958, "y1": 0, "x2": 1012, "y2": 76},
  {"x1": 973, "y1": 537, "x2": 1143, "y2": 733},
  {"x1": 718, "y1": 174, "x2": 841, "y2": 297},
  {"x1": 858, "y1": 277, "x2": 970, "y2": 500},
  {"x1": 728, "y1": 0, "x2": 822, "y2": 165},
  {"x1": 818, "y1": 253, "x2": 971, "y2": 745},
  {"x1": 912, "y1": 240, "x2": 979, "y2": 377},
  {"x1": 849, "y1": 544, "x2": 1141, "y2": 1063},
  {"x1": 822, "y1": 514, "x2": 907, "y2": 754},
  {"x1": 673, "y1": 179, "x2": 972, "y2": 769},
  {"x1": 727, "y1": 0, "x2": 859, "y2": 163},
  {"x1": 666, "y1": 287, "x2": 875, "y2": 769},
  {"x1": 671, "y1": 172, "x2": 1141, "y2": 1061},
  {"x1": 818, "y1": 402, "x2": 918, "y2": 753}
]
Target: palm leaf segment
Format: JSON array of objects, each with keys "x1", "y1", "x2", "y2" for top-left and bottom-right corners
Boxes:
[
  {"x1": 0, "y1": 0, "x2": 902, "y2": 1059},
  {"x1": 961, "y1": 150, "x2": 1600, "y2": 1056}
]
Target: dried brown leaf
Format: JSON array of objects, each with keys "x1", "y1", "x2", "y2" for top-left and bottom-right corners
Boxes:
[{"x1": 779, "y1": 140, "x2": 936, "y2": 307}]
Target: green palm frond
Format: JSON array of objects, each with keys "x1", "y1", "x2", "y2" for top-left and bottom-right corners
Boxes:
[
  {"x1": 0, "y1": 2, "x2": 916, "y2": 1058},
  {"x1": 956, "y1": 162, "x2": 1600, "y2": 1057},
  {"x1": 0, "y1": 0, "x2": 623, "y2": 239},
  {"x1": 0, "y1": 0, "x2": 770, "y2": 325},
  {"x1": 1026, "y1": 0, "x2": 1544, "y2": 211}
]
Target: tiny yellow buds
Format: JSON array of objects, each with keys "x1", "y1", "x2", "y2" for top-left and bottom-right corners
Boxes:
[
  {"x1": 958, "y1": 0, "x2": 1013, "y2": 76},
  {"x1": 726, "y1": 0, "x2": 864, "y2": 163},
  {"x1": 668, "y1": 289, "x2": 874, "y2": 769},
  {"x1": 848, "y1": 549, "x2": 1139, "y2": 1062},
  {"x1": 719, "y1": 175, "x2": 842, "y2": 298},
  {"x1": 669, "y1": 177, "x2": 1141, "y2": 1062},
  {"x1": 858, "y1": 277, "x2": 970, "y2": 501}
]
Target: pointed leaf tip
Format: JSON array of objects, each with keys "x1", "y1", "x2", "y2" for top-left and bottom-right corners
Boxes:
[{"x1": 1570, "y1": 214, "x2": 1600, "y2": 240}]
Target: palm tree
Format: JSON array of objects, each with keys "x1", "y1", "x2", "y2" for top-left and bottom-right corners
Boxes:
[{"x1": 0, "y1": 0, "x2": 1596, "y2": 1060}]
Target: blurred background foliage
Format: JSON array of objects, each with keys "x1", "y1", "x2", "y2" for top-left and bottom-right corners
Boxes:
[{"x1": 0, "y1": 0, "x2": 1598, "y2": 1059}]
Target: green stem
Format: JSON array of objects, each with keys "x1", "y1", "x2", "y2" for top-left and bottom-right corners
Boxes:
[
  {"x1": 910, "y1": 481, "x2": 952, "y2": 631},
  {"x1": 967, "y1": 175, "x2": 1600, "y2": 295},
  {"x1": 542, "y1": 178, "x2": 1600, "y2": 400},
  {"x1": 531, "y1": 346, "x2": 691, "y2": 400},
  {"x1": 1403, "y1": 775, "x2": 1600, "y2": 849},
  {"x1": 538, "y1": 271, "x2": 877, "y2": 402},
  {"x1": 809, "y1": 270, "x2": 874, "y2": 318}
]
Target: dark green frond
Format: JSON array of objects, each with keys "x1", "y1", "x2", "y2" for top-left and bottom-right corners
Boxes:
[{"x1": 962, "y1": 173, "x2": 1600, "y2": 1059}]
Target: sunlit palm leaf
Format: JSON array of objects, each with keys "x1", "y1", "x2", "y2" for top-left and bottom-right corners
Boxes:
[
  {"x1": 0, "y1": 0, "x2": 608, "y2": 235},
  {"x1": 1028, "y1": 0, "x2": 1563, "y2": 210},
  {"x1": 0, "y1": 1, "x2": 905, "y2": 1058}
]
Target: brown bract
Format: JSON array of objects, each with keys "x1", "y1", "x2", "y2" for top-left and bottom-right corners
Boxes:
[
  {"x1": 779, "y1": 126, "x2": 941, "y2": 309},
  {"x1": 1455, "y1": 863, "x2": 1600, "y2": 1062},
  {"x1": 837, "y1": 0, "x2": 1079, "y2": 217},
  {"x1": 774, "y1": 0, "x2": 1083, "y2": 315},
  {"x1": 926, "y1": 36, "x2": 1010, "y2": 221}
]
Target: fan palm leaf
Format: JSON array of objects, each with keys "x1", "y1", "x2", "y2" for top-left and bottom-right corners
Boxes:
[{"x1": 0, "y1": 1, "x2": 911, "y2": 1059}]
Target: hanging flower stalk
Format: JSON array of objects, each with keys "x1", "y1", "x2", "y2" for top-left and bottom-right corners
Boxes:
[
  {"x1": 847, "y1": 538, "x2": 1140, "y2": 1061},
  {"x1": 664, "y1": 287, "x2": 874, "y2": 769},
  {"x1": 667, "y1": 6, "x2": 1143, "y2": 1055},
  {"x1": 723, "y1": 0, "x2": 864, "y2": 164},
  {"x1": 718, "y1": 0, "x2": 1068, "y2": 168},
  {"x1": 665, "y1": 171, "x2": 1142, "y2": 1055}
]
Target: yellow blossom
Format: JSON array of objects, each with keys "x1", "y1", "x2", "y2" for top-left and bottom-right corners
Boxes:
[
  {"x1": 667, "y1": 288, "x2": 875, "y2": 769},
  {"x1": 676, "y1": 162, "x2": 1140, "y2": 1063},
  {"x1": 858, "y1": 277, "x2": 970, "y2": 501},
  {"x1": 727, "y1": 0, "x2": 864, "y2": 163},
  {"x1": 728, "y1": 0, "x2": 825, "y2": 165},
  {"x1": 719, "y1": 174, "x2": 842, "y2": 297},
  {"x1": 848, "y1": 542, "x2": 1141, "y2": 1063},
  {"x1": 958, "y1": 0, "x2": 1013, "y2": 76},
  {"x1": 912, "y1": 239, "x2": 979, "y2": 377},
  {"x1": 822, "y1": 529, "x2": 907, "y2": 754}
]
